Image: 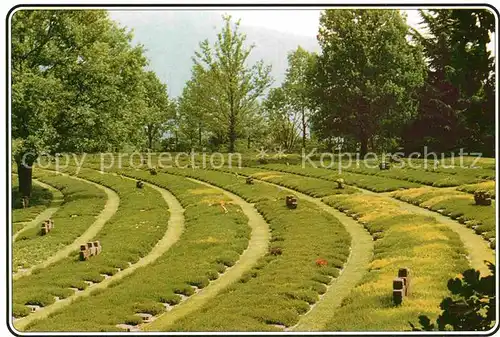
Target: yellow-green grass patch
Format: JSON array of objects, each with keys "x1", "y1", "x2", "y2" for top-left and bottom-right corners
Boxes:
[
  {"x1": 22, "y1": 170, "x2": 251, "y2": 332},
  {"x1": 457, "y1": 181, "x2": 496, "y2": 199},
  {"x1": 13, "y1": 167, "x2": 170, "y2": 318},
  {"x1": 13, "y1": 171, "x2": 107, "y2": 271},
  {"x1": 321, "y1": 194, "x2": 468, "y2": 331},
  {"x1": 391, "y1": 188, "x2": 496, "y2": 244},
  {"x1": 145, "y1": 167, "x2": 352, "y2": 331}
]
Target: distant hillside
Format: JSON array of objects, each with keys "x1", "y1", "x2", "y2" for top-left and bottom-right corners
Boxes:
[{"x1": 109, "y1": 10, "x2": 320, "y2": 98}]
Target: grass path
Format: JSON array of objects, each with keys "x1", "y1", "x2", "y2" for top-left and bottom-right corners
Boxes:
[
  {"x1": 13, "y1": 172, "x2": 120, "y2": 280},
  {"x1": 353, "y1": 186, "x2": 494, "y2": 275},
  {"x1": 244, "y1": 176, "x2": 374, "y2": 331},
  {"x1": 143, "y1": 177, "x2": 270, "y2": 331},
  {"x1": 12, "y1": 179, "x2": 64, "y2": 240},
  {"x1": 13, "y1": 176, "x2": 185, "y2": 331},
  {"x1": 249, "y1": 166, "x2": 493, "y2": 276},
  {"x1": 388, "y1": 194, "x2": 495, "y2": 275}
]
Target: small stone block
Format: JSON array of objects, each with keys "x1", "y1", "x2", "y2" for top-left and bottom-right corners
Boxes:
[
  {"x1": 393, "y1": 278, "x2": 405, "y2": 290},
  {"x1": 393, "y1": 289, "x2": 404, "y2": 305},
  {"x1": 398, "y1": 268, "x2": 410, "y2": 278}
]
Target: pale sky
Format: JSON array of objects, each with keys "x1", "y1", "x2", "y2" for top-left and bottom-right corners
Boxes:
[
  {"x1": 220, "y1": 9, "x2": 494, "y2": 54},
  {"x1": 220, "y1": 10, "x2": 423, "y2": 37}
]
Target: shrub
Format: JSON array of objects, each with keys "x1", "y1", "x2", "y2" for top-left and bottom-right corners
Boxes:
[
  {"x1": 133, "y1": 302, "x2": 165, "y2": 316},
  {"x1": 159, "y1": 294, "x2": 182, "y2": 306},
  {"x1": 25, "y1": 293, "x2": 55, "y2": 307},
  {"x1": 239, "y1": 270, "x2": 258, "y2": 283},
  {"x1": 284, "y1": 289, "x2": 318, "y2": 305},
  {"x1": 410, "y1": 262, "x2": 495, "y2": 331},
  {"x1": 318, "y1": 267, "x2": 340, "y2": 278},
  {"x1": 312, "y1": 274, "x2": 332, "y2": 284},
  {"x1": 13, "y1": 304, "x2": 31, "y2": 318},
  {"x1": 173, "y1": 285, "x2": 195, "y2": 297},
  {"x1": 187, "y1": 277, "x2": 210, "y2": 289},
  {"x1": 124, "y1": 315, "x2": 142, "y2": 326},
  {"x1": 206, "y1": 270, "x2": 219, "y2": 281},
  {"x1": 215, "y1": 253, "x2": 239, "y2": 267},
  {"x1": 214, "y1": 263, "x2": 227, "y2": 273}
]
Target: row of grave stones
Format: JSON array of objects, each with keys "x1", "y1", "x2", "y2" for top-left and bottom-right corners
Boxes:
[
  {"x1": 79, "y1": 241, "x2": 102, "y2": 261},
  {"x1": 393, "y1": 268, "x2": 411, "y2": 305},
  {"x1": 474, "y1": 191, "x2": 492, "y2": 206},
  {"x1": 40, "y1": 219, "x2": 54, "y2": 235},
  {"x1": 245, "y1": 174, "x2": 299, "y2": 210}
]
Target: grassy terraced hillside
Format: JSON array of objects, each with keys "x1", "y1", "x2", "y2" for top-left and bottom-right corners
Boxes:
[
  {"x1": 321, "y1": 194, "x2": 469, "y2": 331},
  {"x1": 24, "y1": 170, "x2": 251, "y2": 331}
]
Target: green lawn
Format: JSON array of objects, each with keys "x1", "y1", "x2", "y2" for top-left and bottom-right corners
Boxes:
[
  {"x1": 12, "y1": 175, "x2": 54, "y2": 226},
  {"x1": 24, "y1": 169, "x2": 251, "y2": 331},
  {"x1": 148, "y1": 167, "x2": 351, "y2": 331},
  {"x1": 321, "y1": 193, "x2": 468, "y2": 331},
  {"x1": 13, "y1": 167, "x2": 169, "y2": 318},
  {"x1": 13, "y1": 171, "x2": 107, "y2": 271}
]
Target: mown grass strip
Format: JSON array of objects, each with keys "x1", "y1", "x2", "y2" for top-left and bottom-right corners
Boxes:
[
  {"x1": 13, "y1": 171, "x2": 108, "y2": 273},
  {"x1": 336, "y1": 163, "x2": 487, "y2": 187},
  {"x1": 22, "y1": 169, "x2": 251, "y2": 332},
  {"x1": 148, "y1": 167, "x2": 351, "y2": 331},
  {"x1": 15, "y1": 173, "x2": 184, "y2": 332},
  {"x1": 255, "y1": 163, "x2": 421, "y2": 192},
  {"x1": 391, "y1": 187, "x2": 496, "y2": 245},
  {"x1": 456, "y1": 181, "x2": 496, "y2": 198},
  {"x1": 13, "y1": 170, "x2": 120, "y2": 280},
  {"x1": 320, "y1": 194, "x2": 469, "y2": 331},
  {"x1": 12, "y1": 175, "x2": 62, "y2": 234},
  {"x1": 13, "y1": 167, "x2": 170, "y2": 321},
  {"x1": 214, "y1": 166, "x2": 358, "y2": 197},
  {"x1": 142, "y1": 176, "x2": 270, "y2": 331},
  {"x1": 225, "y1": 172, "x2": 373, "y2": 332},
  {"x1": 303, "y1": 157, "x2": 493, "y2": 186}
]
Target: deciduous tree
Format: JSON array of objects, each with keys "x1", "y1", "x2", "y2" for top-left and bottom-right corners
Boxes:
[
  {"x1": 311, "y1": 9, "x2": 426, "y2": 155},
  {"x1": 192, "y1": 15, "x2": 272, "y2": 152},
  {"x1": 12, "y1": 10, "x2": 147, "y2": 196}
]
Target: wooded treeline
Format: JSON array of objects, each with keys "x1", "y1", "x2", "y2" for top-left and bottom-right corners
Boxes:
[{"x1": 12, "y1": 9, "x2": 496, "y2": 196}]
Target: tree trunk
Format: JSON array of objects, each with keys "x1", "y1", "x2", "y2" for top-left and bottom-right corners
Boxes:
[
  {"x1": 148, "y1": 135, "x2": 153, "y2": 151},
  {"x1": 17, "y1": 160, "x2": 33, "y2": 198},
  {"x1": 198, "y1": 123, "x2": 202, "y2": 147},
  {"x1": 147, "y1": 125, "x2": 154, "y2": 151},
  {"x1": 228, "y1": 88, "x2": 237, "y2": 153},
  {"x1": 247, "y1": 135, "x2": 251, "y2": 149},
  {"x1": 228, "y1": 115, "x2": 236, "y2": 153},
  {"x1": 302, "y1": 108, "x2": 306, "y2": 149},
  {"x1": 360, "y1": 136, "x2": 368, "y2": 156}
]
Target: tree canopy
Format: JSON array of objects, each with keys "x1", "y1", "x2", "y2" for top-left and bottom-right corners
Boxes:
[{"x1": 11, "y1": 9, "x2": 496, "y2": 195}]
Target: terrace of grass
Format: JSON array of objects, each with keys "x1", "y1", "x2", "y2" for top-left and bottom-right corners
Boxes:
[
  {"x1": 13, "y1": 171, "x2": 107, "y2": 271},
  {"x1": 143, "y1": 167, "x2": 352, "y2": 331},
  {"x1": 13, "y1": 167, "x2": 169, "y2": 319},
  {"x1": 254, "y1": 163, "x2": 421, "y2": 192},
  {"x1": 214, "y1": 166, "x2": 358, "y2": 197},
  {"x1": 321, "y1": 194, "x2": 469, "y2": 331},
  {"x1": 391, "y1": 187, "x2": 496, "y2": 244},
  {"x1": 12, "y1": 175, "x2": 55, "y2": 227},
  {"x1": 23, "y1": 169, "x2": 252, "y2": 332}
]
